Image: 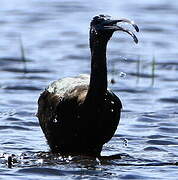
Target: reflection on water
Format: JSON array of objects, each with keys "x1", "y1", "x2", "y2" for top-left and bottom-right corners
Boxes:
[{"x1": 0, "y1": 0, "x2": 178, "y2": 179}]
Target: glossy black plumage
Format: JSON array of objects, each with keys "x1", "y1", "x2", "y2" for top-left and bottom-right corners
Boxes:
[{"x1": 37, "y1": 15, "x2": 139, "y2": 156}]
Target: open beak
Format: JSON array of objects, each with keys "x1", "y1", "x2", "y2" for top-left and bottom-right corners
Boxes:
[{"x1": 103, "y1": 18, "x2": 139, "y2": 44}]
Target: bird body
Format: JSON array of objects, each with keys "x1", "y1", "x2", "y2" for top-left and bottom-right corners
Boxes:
[
  {"x1": 38, "y1": 74, "x2": 122, "y2": 156},
  {"x1": 37, "y1": 15, "x2": 139, "y2": 156}
]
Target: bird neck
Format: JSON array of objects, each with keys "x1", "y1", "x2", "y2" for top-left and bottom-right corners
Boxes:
[{"x1": 85, "y1": 37, "x2": 108, "y2": 104}]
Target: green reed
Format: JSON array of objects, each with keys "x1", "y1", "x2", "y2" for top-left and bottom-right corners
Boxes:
[
  {"x1": 151, "y1": 55, "x2": 156, "y2": 86},
  {"x1": 19, "y1": 36, "x2": 27, "y2": 74}
]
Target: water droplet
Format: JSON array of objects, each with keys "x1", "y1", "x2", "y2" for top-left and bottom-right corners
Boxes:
[
  {"x1": 119, "y1": 55, "x2": 127, "y2": 61},
  {"x1": 119, "y1": 72, "x2": 126, "y2": 78},
  {"x1": 111, "y1": 101, "x2": 114, "y2": 104},
  {"x1": 111, "y1": 109, "x2": 114, "y2": 112},
  {"x1": 123, "y1": 138, "x2": 128, "y2": 147},
  {"x1": 37, "y1": 159, "x2": 43, "y2": 164},
  {"x1": 4, "y1": 153, "x2": 9, "y2": 160},
  {"x1": 110, "y1": 78, "x2": 116, "y2": 84},
  {"x1": 68, "y1": 156, "x2": 72, "y2": 161},
  {"x1": 96, "y1": 158, "x2": 101, "y2": 165}
]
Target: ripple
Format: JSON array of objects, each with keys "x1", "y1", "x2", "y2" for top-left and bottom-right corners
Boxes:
[
  {"x1": 0, "y1": 57, "x2": 32, "y2": 64},
  {"x1": 129, "y1": 72, "x2": 159, "y2": 78},
  {"x1": 65, "y1": 55, "x2": 88, "y2": 61},
  {"x1": 144, "y1": 113, "x2": 170, "y2": 119},
  {"x1": 17, "y1": 75, "x2": 48, "y2": 80},
  {"x1": 113, "y1": 87, "x2": 149, "y2": 94},
  {"x1": 3, "y1": 85, "x2": 42, "y2": 91},
  {"x1": 147, "y1": 135, "x2": 169, "y2": 139},
  {"x1": 143, "y1": 146, "x2": 166, "y2": 152},
  {"x1": 147, "y1": 140, "x2": 178, "y2": 145},
  {"x1": 120, "y1": 174, "x2": 150, "y2": 180},
  {"x1": 5, "y1": 117, "x2": 20, "y2": 122},
  {"x1": 17, "y1": 167, "x2": 65, "y2": 176},
  {"x1": 15, "y1": 111, "x2": 34, "y2": 117},
  {"x1": 137, "y1": 116, "x2": 159, "y2": 123},
  {"x1": 2, "y1": 68, "x2": 51, "y2": 74},
  {"x1": 159, "y1": 127, "x2": 178, "y2": 134},
  {"x1": 20, "y1": 121, "x2": 39, "y2": 127},
  {"x1": 156, "y1": 62, "x2": 178, "y2": 70},
  {"x1": 142, "y1": 27, "x2": 166, "y2": 33},
  {"x1": 0, "y1": 125, "x2": 30, "y2": 131},
  {"x1": 159, "y1": 97, "x2": 178, "y2": 103},
  {"x1": 133, "y1": 124, "x2": 157, "y2": 128}
]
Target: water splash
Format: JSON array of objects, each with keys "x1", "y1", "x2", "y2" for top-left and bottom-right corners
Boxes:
[
  {"x1": 53, "y1": 119, "x2": 58, "y2": 123},
  {"x1": 118, "y1": 55, "x2": 127, "y2": 61},
  {"x1": 119, "y1": 72, "x2": 127, "y2": 78},
  {"x1": 0, "y1": 109, "x2": 16, "y2": 118}
]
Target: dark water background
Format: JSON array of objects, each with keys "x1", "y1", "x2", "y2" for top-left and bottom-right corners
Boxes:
[{"x1": 0, "y1": 0, "x2": 178, "y2": 179}]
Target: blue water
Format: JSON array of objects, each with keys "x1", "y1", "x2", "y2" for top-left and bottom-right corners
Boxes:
[{"x1": 0, "y1": 0, "x2": 178, "y2": 179}]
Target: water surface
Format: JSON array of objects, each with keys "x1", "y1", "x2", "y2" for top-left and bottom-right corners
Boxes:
[{"x1": 0, "y1": 0, "x2": 178, "y2": 179}]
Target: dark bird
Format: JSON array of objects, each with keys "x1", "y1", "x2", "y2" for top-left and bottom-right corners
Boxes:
[{"x1": 37, "y1": 15, "x2": 139, "y2": 157}]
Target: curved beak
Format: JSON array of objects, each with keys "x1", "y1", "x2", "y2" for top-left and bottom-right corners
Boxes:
[{"x1": 103, "y1": 18, "x2": 139, "y2": 44}]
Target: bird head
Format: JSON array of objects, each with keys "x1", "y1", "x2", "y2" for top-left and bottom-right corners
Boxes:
[{"x1": 90, "y1": 14, "x2": 139, "y2": 44}]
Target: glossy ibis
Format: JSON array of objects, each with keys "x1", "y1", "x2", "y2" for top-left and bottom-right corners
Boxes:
[{"x1": 37, "y1": 15, "x2": 139, "y2": 157}]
